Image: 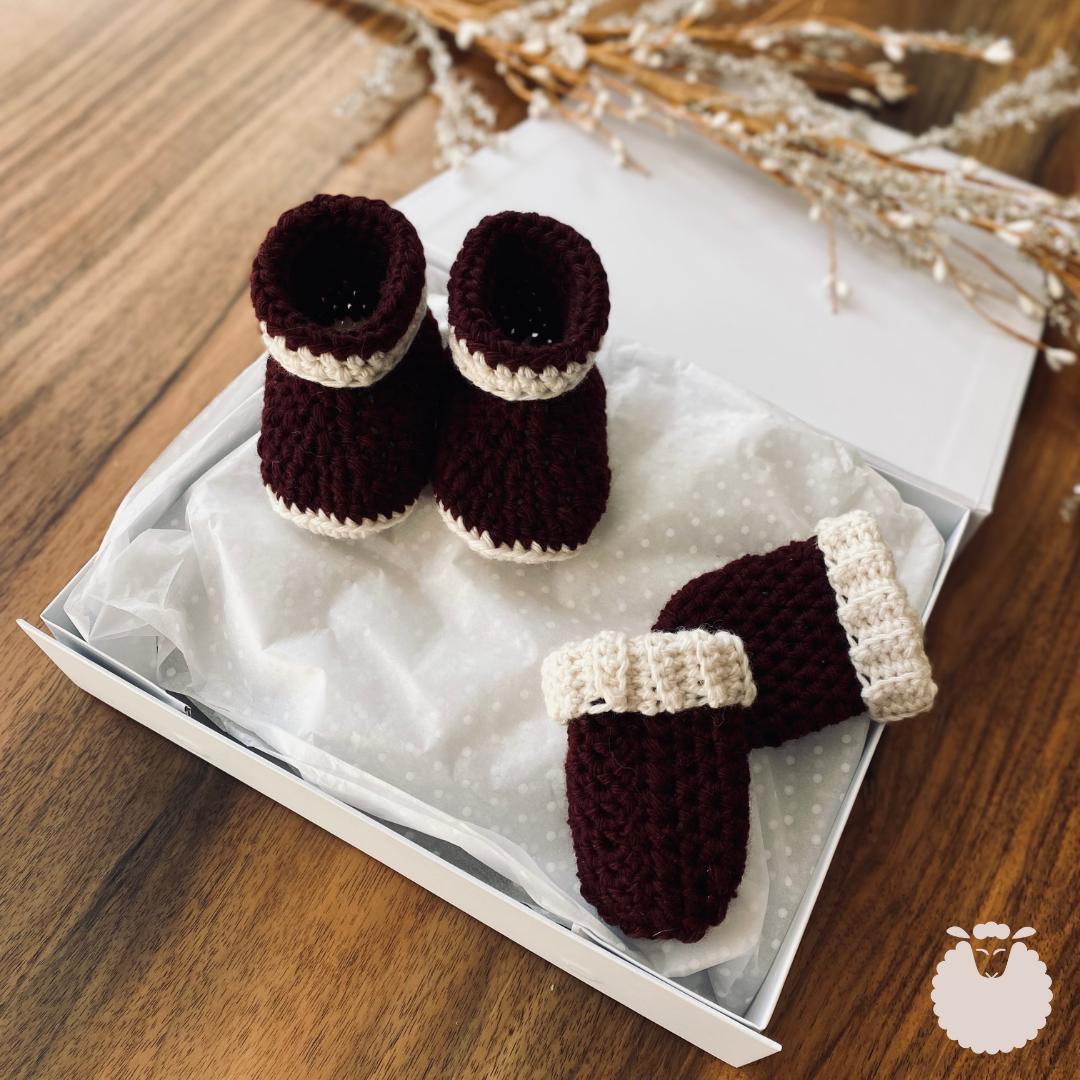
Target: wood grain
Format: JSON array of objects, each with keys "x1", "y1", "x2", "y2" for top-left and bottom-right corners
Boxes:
[{"x1": 1, "y1": 1, "x2": 1079, "y2": 1077}]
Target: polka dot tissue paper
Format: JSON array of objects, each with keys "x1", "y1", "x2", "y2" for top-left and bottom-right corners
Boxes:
[{"x1": 65, "y1": 336, "x2": 943, "y2": 1012}]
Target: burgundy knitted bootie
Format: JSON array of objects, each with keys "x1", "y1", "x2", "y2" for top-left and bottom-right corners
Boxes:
[
  {"x1": 542, "y1": 510, "x2": 936, "y2": 942},
  {"x1": 253, "y1": 195, "x2": 443, "y2": 539},
  {"x1": 432, "y1": 211, "x2": 611, "y2": 563}
]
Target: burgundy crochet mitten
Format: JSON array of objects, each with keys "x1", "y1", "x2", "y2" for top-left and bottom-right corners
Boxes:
[
  {"x1": 542, "y1": 510, "x2": 936, "y2": 942},
  {"x1": 252, "y1": 195, "x2": 443, "y2": 539},
  {"x1": 432, "y1": 211, "x2": 611, "y2": 562}
]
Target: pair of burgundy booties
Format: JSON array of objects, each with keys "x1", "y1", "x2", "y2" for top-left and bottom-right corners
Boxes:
[
  {"x1": 252, "y1": 195, "x2": 611, "y2": 562},
  {"x1": 543, "y1": 510, "x2": 938, "y2": 943}
]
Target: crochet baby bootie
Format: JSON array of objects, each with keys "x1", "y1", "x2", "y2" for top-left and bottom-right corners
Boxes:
[
  {"x1": 432, "y1": 211, "x2": 611, "y2": 562},
  {"x1": 542, "y1": 510, "x2": 936, "y2": 942},
  {"x1": 253, "y1": 195, "x2": 443, "y2": 539}
]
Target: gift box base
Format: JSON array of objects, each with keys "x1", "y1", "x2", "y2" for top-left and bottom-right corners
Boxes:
[{"x1": 21, "y1": 462, "x2": 967, "y2": 1068}]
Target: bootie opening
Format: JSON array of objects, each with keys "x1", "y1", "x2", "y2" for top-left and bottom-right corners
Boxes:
[
  {"x1": 287, "y1": 220, "x2": 392, "y2": 331},
  {"x1": 484, "y1": 229, "x2": 571, "y2": 345},
  {"x1": 447, "y1": 211, "x2": 609, "y2": 400},
  {"x1": 252, "y1": 195, "x2": 427, "y2": 388}
]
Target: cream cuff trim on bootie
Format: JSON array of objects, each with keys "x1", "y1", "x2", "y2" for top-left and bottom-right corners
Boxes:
[
  {"x1": 449, "y1": 329, "x2": 598, "y2": 402},
  {"x1": 541, "y1": 628, "x2": 757, "y2": 725},
  {"x1": 261, "y1": 286, "x2": 428, "y2": 389}
]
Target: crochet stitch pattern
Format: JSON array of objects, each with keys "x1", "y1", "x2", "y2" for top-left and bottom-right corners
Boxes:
[
  {"x1": 816, "y1": 510, "x2": 937, "y2": 720},
  {"x1": 254, "y1": 196, "x2": 444, "y2": 539},
  {"x1": 433, "y1": 212, "x2": 612, "y2": 562},
  {"x1": 252, "y1": 195, "x2": 428, "y2": 389},
  {"x1": 446, "y1": 211, "x2": 609, "y2": 401},
  {"x1": 267, "y1": 491, "x2": 417, "y2": 540},
  {"x1": 259, "y1": 314, "x2": 444, "y2": 538},
  {"x1": 566, "y1": 706, "x2": 753, "y2": 943},
  {"x1": 557, "y1": 510, "x2": 936, "y2": 942},
  {"x1": 448, "y1": 330, "x2": 595, "y2": 402},
  {"x1": 436, "y1": 504, "x2": 578, "y2": 564},
  {"x1": 433, "y1": 367, "x2": 610, "y2": 560},
  {"x1": 654, "y1": 536, "x2": 866, "y2": 750},
  {"x1": 541, "y1": 628, "x2": 757, "y2": 724}
]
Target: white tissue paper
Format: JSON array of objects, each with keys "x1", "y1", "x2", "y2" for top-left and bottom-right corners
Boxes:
[{"x1": 66, "y1": 327, "x2": 943, "y2": 1013}]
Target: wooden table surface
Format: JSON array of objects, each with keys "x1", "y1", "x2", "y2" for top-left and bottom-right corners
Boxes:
[{"x1": 3, "y1": 1, "x2": 1079, "y2": 1077}]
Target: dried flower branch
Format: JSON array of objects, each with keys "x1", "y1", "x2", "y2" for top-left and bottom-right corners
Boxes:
[
  {"x1": 903, "y1": 50, "x2": 1080, "y2": 152},
  {"x1": 344, "y1": 0, "x2": 1080, "y2": 374}
]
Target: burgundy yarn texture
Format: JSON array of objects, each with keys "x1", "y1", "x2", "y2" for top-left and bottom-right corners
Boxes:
[
  {"x1": 566, "y1": 708, "x2": 751, "y2": 944},
  {"x1": 259, "y1": 313, "x2": 445, "y2": 525},
  {"x1": 432, "y1": 367, "x2": 611, "y2": 553},
  {"x1": 654, "y1": 538, "x2": 865, "y2": 750},
  {"x1": 251, "y1": 194, "x2": 426, "y2": 364},
  {"x1": 565, "y1": 536, "x2": 867, "y2": 943},
  {"x1": 435, "y1": 211, "x2": 612, "y2": 555},
  {"x1": 447, "y1": 211, "x2": 610, "y2": 375}
]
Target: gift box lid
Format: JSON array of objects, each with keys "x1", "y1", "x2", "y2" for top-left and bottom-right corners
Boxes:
[{"x1": 397, "y1": 117, "x2": 1040, "y2": 520}]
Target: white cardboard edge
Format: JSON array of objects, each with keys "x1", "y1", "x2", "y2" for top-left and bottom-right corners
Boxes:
[{"x1": 19, "y1": 618, "x2": 781, "y2": 1068}]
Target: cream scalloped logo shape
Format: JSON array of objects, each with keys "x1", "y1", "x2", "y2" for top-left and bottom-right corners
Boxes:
[{"x1": 931, "y1": 923, "x2": 1053, "y2": 1054}]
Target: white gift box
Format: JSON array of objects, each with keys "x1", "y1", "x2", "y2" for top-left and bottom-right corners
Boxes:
[{"x1": 22, "y1": 116, "x2": 1034, "y2": 1066}]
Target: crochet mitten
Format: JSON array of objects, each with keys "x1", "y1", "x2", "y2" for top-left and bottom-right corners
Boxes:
[
  {"x1": 654, "y1": 509, "x2": 938, "y2": 741},
  {"x1": 253, "y1": 195, "x2": 444, "y2": 539},
  {"x1": 542, "y1": 510, "x2": 936, "y2": 942},
  {"x1": 432, "y1": 211, "x2": 611, "y2": 562}
]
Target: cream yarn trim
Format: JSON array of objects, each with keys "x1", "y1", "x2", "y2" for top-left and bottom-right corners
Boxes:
[
  {"x1": 267, "y1": 486, "x2": 416, "y2": 540},
  {"x1": 815, "y1": 509, "x2": 938, "y2": 722},
  {"x1": 541, "y1": 628, "x2": 757, "y2": 725},
  {"x1": 436, "y1": 501, "x2": 579, "y2": 564},
  {"x1": 261, "y1": 286, "x2": 428, "y2": 389},
  {"x1": 448, "y1": 329, "x2": 598, "y2": 401}
]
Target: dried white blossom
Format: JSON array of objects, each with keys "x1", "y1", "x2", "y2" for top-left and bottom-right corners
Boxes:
[
  {"x1": 882, "y1": 35, "x2": 906, "y2": 63},
  {"x1": 553, "y1": 32, "x2": 588, "y2": 70},
  {"x1": 822, "y1": 273, "x2": 850, "y2": 299},
  {"x1": 848, "y1": 87, "x2": 881, "y2": 107},
  {"x1": 334, "y1": 41, "x2": 418, "y2": 117},
  {"x1": 1061, "y1": 484, "x2": 1080, "y2": 522},
  {"x1": 1018, "y1": 294, "x2": 1046, "y2": 319},
  {"x1": 528, "y1": 89, "x2": 551, "y2": 118},
  {"x1": 410, "y1": 13, "x2": 501, "y2": 169},
  {"x1": 982, "y1": 38, "x2": 1015, "y2": 65},
  {"x1": 874, "y1": 70, "x2": 909, "y2": 103},
  {"x1": 1045, "y1": 347, "x2": 1077, "y2": 372},
  {"x1": 455, "y1": 20, "x2": 484, "y2": 49}
]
